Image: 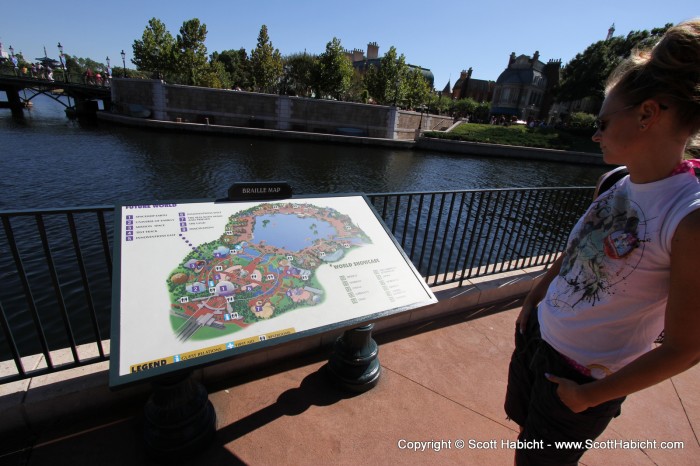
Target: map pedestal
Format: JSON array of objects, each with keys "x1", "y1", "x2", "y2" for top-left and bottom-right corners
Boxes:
[
  {"x1": 143, "y1": 371, "x2": 216, "y2": 460},
  {"x1": 326, "y1": 324, "x2": 380, "y2": 392}
]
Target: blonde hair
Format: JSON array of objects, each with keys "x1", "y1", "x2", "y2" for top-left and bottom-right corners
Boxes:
[{"x1": 606, "y1": 18, "x2": 700, "y2": 145}]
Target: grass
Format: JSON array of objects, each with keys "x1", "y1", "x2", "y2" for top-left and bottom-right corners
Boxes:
[{"x1": 424, "y1": 123, "x2": 601, "y2": 154}]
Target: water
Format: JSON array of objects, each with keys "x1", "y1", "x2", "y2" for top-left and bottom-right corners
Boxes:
[
  {"x1": 0, "y1": 92, "x2": 609, "y2": 361},
  {"x1": 0, "y1": 93, "x2": 609, "y2": 211}
]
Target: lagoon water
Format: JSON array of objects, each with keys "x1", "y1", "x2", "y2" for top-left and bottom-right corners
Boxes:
[
  {"x1": 0, "y1": 93, "x2": 609, "y2": 211},
  {"x1": 254, "y1": 213, "x2": 336, "y2": 251},
  {"x1": 0, "y1": 91, "x2": 611, "y2": 359}
]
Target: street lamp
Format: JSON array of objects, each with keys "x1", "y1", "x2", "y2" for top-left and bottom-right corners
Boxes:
[
  {"x1": 57, "y1": 42, "x2": 66, "y2": 82},
  {"x1": 8, "y1": 45, "x2": 16, "y2": 76},
  {"x1": 121, "y1": 49, "x2": 126, "y2": 78},
  {"x1": 106, "y1": 56, "x2": 111, "y2": 84}
]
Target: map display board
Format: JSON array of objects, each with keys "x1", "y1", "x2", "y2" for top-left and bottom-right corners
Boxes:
[{"x1": 109, "y1": 195, "x2": 436, "y2": 388}]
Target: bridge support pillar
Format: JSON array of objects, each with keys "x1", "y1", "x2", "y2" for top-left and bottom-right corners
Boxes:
[
  {"x1": 5, "y1": 88, "x2": 24, "y2": 118},
  {"x1": 68, "y1": 100, "x2": 99, "y2": 120}
]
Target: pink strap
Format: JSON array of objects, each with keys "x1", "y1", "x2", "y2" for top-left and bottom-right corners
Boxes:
[
  {"x1": 560, "y1": 352, "x2": 592, "y2": 377},
  {"x1": 670, "y1": 159, "x2": 700, "y2": 176}
]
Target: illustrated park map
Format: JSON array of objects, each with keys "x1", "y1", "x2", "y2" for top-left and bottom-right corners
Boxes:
[{"x1": 110, "y1": 196, "x2": 436, "y2": 386}]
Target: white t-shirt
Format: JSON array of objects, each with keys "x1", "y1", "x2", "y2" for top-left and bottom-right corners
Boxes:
[{"x1": 539, "y1": 170, "x2": 700, "y2": 378}]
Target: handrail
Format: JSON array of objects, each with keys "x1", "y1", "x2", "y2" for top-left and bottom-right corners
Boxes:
[
  {"x1": 0, "y1": 186, "x2": 594, "y2": 384},
  {"x1": 0, "y1": 68, "x2": 112, "y2": 87}
]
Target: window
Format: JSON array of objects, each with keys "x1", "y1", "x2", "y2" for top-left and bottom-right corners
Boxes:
[{"x1": 501, "y1": 88, "x2": 511, "y2": 104}]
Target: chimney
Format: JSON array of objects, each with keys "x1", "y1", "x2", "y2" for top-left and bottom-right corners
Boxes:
[
  {"x1": 532, "y1": 50, "x2": 540, "y2": 65},
  {"x1": 367, "y1": 42, "x2": 379, "y2": 60},
  {"x1": 353, "y1": 48, "x2": 364, "y2": 62}
]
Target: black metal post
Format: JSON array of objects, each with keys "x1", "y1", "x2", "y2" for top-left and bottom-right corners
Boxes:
[
  {"x1": 143, "y1": 370, "x2": 217, "y2": 460},
  {"x1": 326, "y1": 323, "x2": 381, "y2": 392},
  {"x1": 121, "y1": 49, "x2": 126, "y2": 78},
  {"x1": 57, "y1": 42, "x2": 66, "y2": 82},
  {"x1": 9, "y1": 45, "x2": 17, "y2": 76}
]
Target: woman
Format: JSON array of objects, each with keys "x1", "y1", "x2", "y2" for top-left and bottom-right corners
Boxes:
[{"x1": 505, "y1": 18, "x2": 700, "y2": 465}]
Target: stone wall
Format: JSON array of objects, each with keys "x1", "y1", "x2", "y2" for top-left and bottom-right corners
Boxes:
[
  {"x1": 286, "y1": 97, "x2": 391, "y2": 138},
  {"x1": 111, "y1": 78, "x2": 156, "y2": 115},
  {"x1": 166, "y1": 85, "x2": 278, "y2": 126},
  {"x1": 110, "y1": 79, "x2": 447, "y2": 140}
]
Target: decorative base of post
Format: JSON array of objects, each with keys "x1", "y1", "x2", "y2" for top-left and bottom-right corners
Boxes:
[
  {"x1": 143, "y1": 371, "x2": 216, "y2": 460},
  {"x1": 326, "y1": 324, "x2": 381, "y2": 393}
]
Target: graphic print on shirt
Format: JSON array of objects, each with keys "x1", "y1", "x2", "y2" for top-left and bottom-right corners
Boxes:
[{"x1": 550, "y1": 185, "x2": 648, "y2": 310}]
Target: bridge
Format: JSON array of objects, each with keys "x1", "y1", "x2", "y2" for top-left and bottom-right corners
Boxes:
[{"x1": 0, "y1": 70, "x2": 112, "y2": 118}]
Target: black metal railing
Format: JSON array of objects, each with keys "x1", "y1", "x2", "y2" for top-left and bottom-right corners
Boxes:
[
  {"x1": 368, "y1": 187, "x2": 592, "y2": 286},
  {"x1": 0, "y1": 206, "x2": 114, "y2": 384},
  {"x1": 1, "y1": 67, "x2": 112, "y2": 87},
  {"x1": 0, "y1": 186, "x2": 594, "y2": 384}
]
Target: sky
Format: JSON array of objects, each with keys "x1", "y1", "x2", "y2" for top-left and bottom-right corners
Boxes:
[{"x1": 0, "y1": 0, "x2": 697, "y2": 88}]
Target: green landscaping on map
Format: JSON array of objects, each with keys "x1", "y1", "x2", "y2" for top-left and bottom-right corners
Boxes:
[{"x1": 166, "y1": 202, "x2": 371, "y2": 341}]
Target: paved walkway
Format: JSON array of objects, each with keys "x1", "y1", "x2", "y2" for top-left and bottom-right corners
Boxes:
[{"x1": 4, "y1": 299, "x2": 699, "y2": 465}]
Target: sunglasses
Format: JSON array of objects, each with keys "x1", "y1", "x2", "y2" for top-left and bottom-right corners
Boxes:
[
  {"x1": 594, "y1": 102, "x2": 668, "y2": 131},
  {"x1": 594, "y1": 104, "x2": 638, "y2": 131}
]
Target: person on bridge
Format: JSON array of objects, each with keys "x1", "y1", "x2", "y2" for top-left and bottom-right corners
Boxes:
[{"x1": 505, "y1": 18, "x2": 700, "y2": 465}]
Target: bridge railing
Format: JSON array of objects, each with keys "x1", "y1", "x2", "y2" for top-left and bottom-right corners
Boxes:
[
  {"x1": 0, "y1": 186, "x2": 594, "y2": 385},
  {"x1": 0, "y1": 67, "x2": 112, "y2": 87}
]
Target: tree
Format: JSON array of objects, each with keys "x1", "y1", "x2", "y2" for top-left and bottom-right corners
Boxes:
[
  {"x1": 175, "y1": 18, "x2": 209, "y2": 86},
  {"x1": 211, "y1": 48, "x2": 252, "y2": 90},
  {"x1": 316, "y1": 37, "x2": 354, "y2": 100},
  {"x1": 473, "y1": 102, "x2": 491, "y2": 123},
  {"x1": 281, "y1": 52, "x2": 317, "y2": 97},
  {"x1": 403, "y1": 68, "x2": 431, "y2": 110},
  {"x1": 427, "y1": 93, "x2": 452, "y2": 115},
  {"x1": 75, "y1": 57, "x2": 107, "y2": 73},
  {"x1": 343, "y1": 69, "x2": 367, "y2": 102},
  {"x1": 132, "y1": 17, "x2": 175, "y2": 79},
  {"x1": 364, "y1": 46, "x2": 409, "y2": 106},
  {"x1": 557, "y1": 24, "x2": 671, "y2": 102},
  {"x1": 199, "y1": 60, "x2": 231, "y2": 89},
  {"x1": 451, "y1": 98, "x2": 478, "y2": 119},
  {"x1": 250, "y1": 25, "x2": 283, "y2": 94}
]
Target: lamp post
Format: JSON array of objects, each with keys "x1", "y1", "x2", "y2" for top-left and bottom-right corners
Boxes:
[
  {"x1": 106, "y1": 56, "x2": 111, "y2": 85},
  {"x1": 57, "y1": 42, "x2": 67, "y2": 82},
  {"x1": 9, "y1": 45, "x2": 17, "y2": 76},
  {"x1": 121, "y1": 49, "x2": 126, "y2": 78}
]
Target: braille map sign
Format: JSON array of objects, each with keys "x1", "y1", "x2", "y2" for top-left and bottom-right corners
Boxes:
[{"x1": 109, "y1": 195, "x2": 436, "y2": 387}]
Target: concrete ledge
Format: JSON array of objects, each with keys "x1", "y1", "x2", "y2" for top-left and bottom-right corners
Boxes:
[
  {"x1": 415, "y1": 136, "x2": 605, "y2": 165},
  {"x1": 0, "y1": 265, "x2": 547, "y2": 438}
]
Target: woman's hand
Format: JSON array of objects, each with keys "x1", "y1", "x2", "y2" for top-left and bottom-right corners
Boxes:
[
  {"x1": 545, "y1": 373, "x2": 592, "y2": 413},
  {"x1": 516, "y1": 302, "x2": 535, "y2": 334},
  {"x1": 516, "y1": 255, "x2": 564, "y2": 334}
]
